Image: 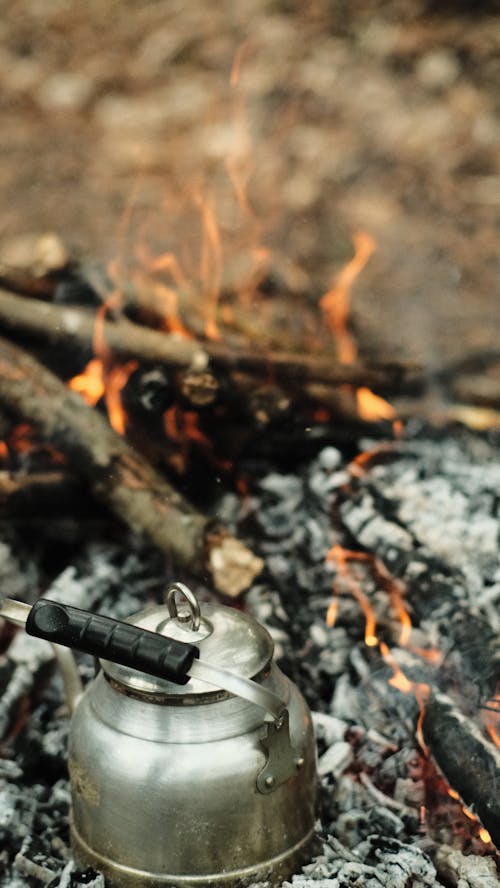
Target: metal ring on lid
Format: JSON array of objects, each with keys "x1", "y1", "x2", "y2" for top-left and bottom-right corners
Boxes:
[{"x1": 164, "y1": 582, "x2": 201, "y2": 632}]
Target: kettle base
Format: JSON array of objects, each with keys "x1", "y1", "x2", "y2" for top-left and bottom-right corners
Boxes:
[{"x1": 71, "y1": 823, "x2": 316, "y2": 888}]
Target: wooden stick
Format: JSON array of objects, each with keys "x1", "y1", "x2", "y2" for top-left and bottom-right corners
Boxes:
[
  {"x1": 0, "y1": 289, "x2": 209, "y2": 370},
  {"x1": 0, "y1": 334, "x2": 263, "y2": 597},
  {"x1": 0, "y1": 289, "x2": 417, "y2": 390}
]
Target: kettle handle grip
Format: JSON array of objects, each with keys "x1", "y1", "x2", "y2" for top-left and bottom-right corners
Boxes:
[{"x1": 26, "y1": 599, "x2": 199, "y2": 685}]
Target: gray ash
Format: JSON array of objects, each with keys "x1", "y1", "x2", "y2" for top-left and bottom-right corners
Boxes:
[{"x1": 1, "y1": 431, "x2": 500, "y2": 887}]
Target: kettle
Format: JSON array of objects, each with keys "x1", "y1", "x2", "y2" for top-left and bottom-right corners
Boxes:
[{"x1": 1, "y1": 583, "x2": 317, "y2": 887}]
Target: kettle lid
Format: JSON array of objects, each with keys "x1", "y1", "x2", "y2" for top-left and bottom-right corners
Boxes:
[{"x1": 100, "y1": 583, "x2": 274, "y2": 698}]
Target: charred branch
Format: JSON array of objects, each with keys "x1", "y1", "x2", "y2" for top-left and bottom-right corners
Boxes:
[
  {"x1": 422, "y1": 691, "x2": 500, "y2": 848},
  {"x1": 0, "y1": 334, "x2": 262, "y2": 596}
]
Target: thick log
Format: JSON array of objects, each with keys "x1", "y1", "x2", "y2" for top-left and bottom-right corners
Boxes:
[
  {"x1": 0, "y1": 289, "x2": 416, "y2": 391},
  {"x1": 422, "y1": 691, "x2": 500, "y2": 848},
  {"x1": 0, "y1": 334, "x2": 263, "y2": 597}
]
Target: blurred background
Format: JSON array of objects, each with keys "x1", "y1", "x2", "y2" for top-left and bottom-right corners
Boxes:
[{"x1": 0, "y1": 0, "x2": 499, "y2": 379}]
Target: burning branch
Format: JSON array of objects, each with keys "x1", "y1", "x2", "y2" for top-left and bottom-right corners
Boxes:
[
  {"x1": 0, "y1": 289, "x2": 416, "y2": 392},
  {"x1": 0, "y1": 334, "x2": 263, "y2": 597},
  {"x1": 422, "y1": 690, "x2": 500, "y2": 848}
]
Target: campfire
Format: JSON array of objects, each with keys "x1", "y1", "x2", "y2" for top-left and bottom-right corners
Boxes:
[
  {"x1": 1, "y1": 223, "x2": 499, "y2": 887},
  {"x1": 1, "y1": 25, "x2": 500, "y2": 888}
]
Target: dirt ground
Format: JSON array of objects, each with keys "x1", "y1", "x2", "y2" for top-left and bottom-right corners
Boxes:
[{"x1": 0, "y1": 0, "x2": 499, "y2": 384}]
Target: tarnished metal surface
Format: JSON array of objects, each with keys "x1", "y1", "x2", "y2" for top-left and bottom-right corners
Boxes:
[{"x1": 69, "y1": 661, "x2": 316, "y2": 885}]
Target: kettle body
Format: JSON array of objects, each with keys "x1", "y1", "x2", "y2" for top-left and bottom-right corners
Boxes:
[
  {"x1": 0, "y1": 586, "x2": 317, "y2": 886},
  {"x1": 68, "y1": 597, "x2": 317, "y2": 887}
]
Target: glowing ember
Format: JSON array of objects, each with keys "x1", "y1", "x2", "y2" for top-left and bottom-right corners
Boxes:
[
  {"x1": 447, "y1": 787, "x2": 493, "y2": 842},
  {"x1": 410, "y1": 647, "x2": 443, "y2": 665},
  {"x1": 163, "y1": 405, "x2": 213, "y2": 473},
  {"x1": 9, "y1": 423, "x2": 37, "y2": 454},
  {"x1": 462, "y1": 805, "x2": 478, "y2": 822},
  {"x1": 0, "y1": 441, "x2": 9, "y2": 461},
  {"x1": 481, "y1": 687, "x2": 500, "y2": 750},
  {"x1": 487, "y1": 723, "x2": 500, "y2": 749},
  {"x1": 325, "y1": 599, "x2": 339, "y2": 629}
]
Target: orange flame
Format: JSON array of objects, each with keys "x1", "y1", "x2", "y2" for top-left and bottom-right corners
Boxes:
[
  {"x1": 319, "y1": 233, "x2": 402, "y2": 435},
  {"x1": 130, "y1": 244, "x2": 191, "y2": 336},
  {"x1": 68, "y1": 289, "x2": 136, "y2": 436},
  {"x1": 195, "y1": 191, "x2": 223, "y2": 340},
  {"x1": 320, "y1": 231, "x2": 376, "y2": 365},
  {"x1": 356, "y1": 387, "x2": 396, "y2": 423},
  {"x1": 326, "y1": 545, "x2": 378, "y2": 646},
  {"x1": 104, "y1": 361, "x2": 138, "y2": 436},
  {"x1": 326, "y1": 598, "x2": 339, "y2": 629},
  {"x1": 371, "y1": 557, "x2": 412, "y2": 648},
  {"x1": 379, "y1": 640, "x2": 430, "y2": 753},
  {"x1": 325, "y1": 547, "x2": 414, "y2": 650},
  {"x1": 68, "y1": 357, "x2": 105, "y2": 406}
]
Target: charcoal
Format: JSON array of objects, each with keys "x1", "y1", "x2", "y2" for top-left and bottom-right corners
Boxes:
[
  {"x1": 121, "y1": 365, "x2": 175, "y2": 419},
  {"x1": 2, "y1": 433, "x2": 500, "y2": 886},
  {"x1": 53, "y1": 279, "x2": 100, "y2": 308}
]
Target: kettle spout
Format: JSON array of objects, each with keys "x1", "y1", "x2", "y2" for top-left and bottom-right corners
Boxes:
[{"x1": 0, "y1": 597, "x2": 83, "y2": 713}]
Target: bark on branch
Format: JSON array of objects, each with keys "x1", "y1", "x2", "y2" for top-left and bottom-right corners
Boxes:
[
  {"x1": 0, "y1": 334, "x2": 263, "y2": 597},
  {"x1": 0, "y1": 289, "x2": 416, "y2": 390}
]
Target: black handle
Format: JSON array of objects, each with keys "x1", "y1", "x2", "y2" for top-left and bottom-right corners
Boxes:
[{"x1": 26, "y1": 600, "x2": 199, "y2": 685}]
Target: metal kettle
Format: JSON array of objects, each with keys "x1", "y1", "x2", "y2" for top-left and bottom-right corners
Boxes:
[{"x1": 1, "y1": 583, "x2": 317, "y2": 887}]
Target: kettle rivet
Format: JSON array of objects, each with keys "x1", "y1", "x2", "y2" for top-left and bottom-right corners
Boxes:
[
  {"x1": 265, "y1": 776, "x2": 275, "y2": 788},
  {"x1": 296, "y1": 757, "x2": 304, "y2": 770}
]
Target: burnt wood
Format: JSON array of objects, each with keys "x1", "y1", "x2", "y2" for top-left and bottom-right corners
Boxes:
[
  {"x1": 422, "y1": 691, "x2": 500, "y2": 848},
  {"x1": 0, "y1": 334, "x2": 262, "y2": 597}
]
